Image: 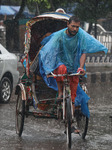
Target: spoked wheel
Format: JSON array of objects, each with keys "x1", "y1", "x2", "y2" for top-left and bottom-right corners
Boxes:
[
  {"x1": 75, "y1": 106, "x2": 89, "y2": 139},
  {"x1": 65, "y1": 98, "x2": 72, "y2": 149},
  {"x1": 16, "y1": 90, "x2": 25, "y2": 137}
]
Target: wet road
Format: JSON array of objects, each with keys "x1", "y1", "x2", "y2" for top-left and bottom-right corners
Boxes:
[
  {"x1": 0, "y1": 84, "x2": 112, "y2": 150},
  {"x1": 0, "y1": 67, "x2": 112, "y2": 149}
]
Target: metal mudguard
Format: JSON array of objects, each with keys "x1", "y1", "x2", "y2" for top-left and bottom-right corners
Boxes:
[{"x1": 15, "y1": 83, "x2": 26, "y2": 100}]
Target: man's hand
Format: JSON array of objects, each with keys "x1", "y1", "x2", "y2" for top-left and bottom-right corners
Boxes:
[{"x1": 77, "y1": 67, "x2": 85, "y2": 75}]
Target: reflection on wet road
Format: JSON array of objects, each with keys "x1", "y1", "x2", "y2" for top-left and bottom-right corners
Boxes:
[{"x1": 0, "y1": 82, "x2": 112, "y2": 150}]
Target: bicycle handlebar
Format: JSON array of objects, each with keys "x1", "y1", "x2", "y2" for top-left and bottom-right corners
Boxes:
[{"x1": 47, "y1": 71, "x2": 85, "y2": 78}]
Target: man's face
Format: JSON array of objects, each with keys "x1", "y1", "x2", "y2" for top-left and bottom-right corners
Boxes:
[{"x1": 67, "y1": 20, "x2": 80, "y2": 36}]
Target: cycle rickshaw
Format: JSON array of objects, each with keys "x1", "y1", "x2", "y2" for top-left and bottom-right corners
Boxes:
[{"x1": 15, "y1": 12, "x2": 89, "y2": 148}]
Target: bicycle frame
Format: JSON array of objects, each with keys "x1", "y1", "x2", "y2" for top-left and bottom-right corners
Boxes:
[
  {"x1": 48, "y1": 71, "x2": 84, "y2": 121},
  {"x1": 63, "y1": 77, "x2": 73, "y2": 121}
]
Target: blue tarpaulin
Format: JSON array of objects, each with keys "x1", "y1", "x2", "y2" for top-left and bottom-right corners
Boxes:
[
  {"x1": 0, "y1": 5, "x2": 34, "y2": 18},
  {"x1": 10, "y1": 6, "x2": 20, "y2": 13},
  {"x1": 0, "y1": 5, "x2": 15, "y2": 15},
  {"x1": 39, "y1": 28, "x2": 108, "y2": 75}
]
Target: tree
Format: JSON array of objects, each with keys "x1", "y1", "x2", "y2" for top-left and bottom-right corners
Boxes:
[
  {"x1": 72, "y1": 0, "x2": 112, "y2": 38},
  {"x1": 1, "y1": 0, "x2": 21, "y2": 6},
  {"x1": 27, "y1": 0, "x2": 69, "y2": 15},
  {"x1": 27, "y1": 0, "x2": 50, "y2": 15},
  {"x1": 1, "y1": 0, "x2": 70, "y2": 16},
  {"x1": 2, "y1": 0, "x2": 70, "y2": 52},
  {"x1": 15, "y1": 0, "x2": 27, "y2": 20}
]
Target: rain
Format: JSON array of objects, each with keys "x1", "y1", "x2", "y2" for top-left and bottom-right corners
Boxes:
[{"x1": 0, "y1": 0, "x2": 112, "y2": 150}]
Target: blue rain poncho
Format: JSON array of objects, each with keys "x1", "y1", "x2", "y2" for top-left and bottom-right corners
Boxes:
[{"x1": 39, "y1": 27, "x2": 108, "y2": 118}]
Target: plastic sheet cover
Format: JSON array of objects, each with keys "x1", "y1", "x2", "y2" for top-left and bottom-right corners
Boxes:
[
  {"x1": 39, "y1": 27, "x2": 108, "y2": 75},
  {"x1": 39, "y1": 27, "x2": 108, "y2": 118}
]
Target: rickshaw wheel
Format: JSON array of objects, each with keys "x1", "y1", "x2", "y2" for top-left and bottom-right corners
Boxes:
[
  {"x1": 66, "y1": 98, "x2": 72, "y2": 149},
  {"x1": 16, "y1": 90, "x2": 25, "y2": 137},
  {"x1": 75, "y1": 105, "x2": 89, "y2": 139}
]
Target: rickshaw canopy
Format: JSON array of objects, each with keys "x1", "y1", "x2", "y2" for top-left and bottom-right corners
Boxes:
[{"x1": 24, "y1": 12, "x2": 70, "y2": 61}]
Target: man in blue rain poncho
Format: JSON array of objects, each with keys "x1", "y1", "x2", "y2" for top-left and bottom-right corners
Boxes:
[{"x1": 39, "y1": 16, "x2": 108, "y2": 123}]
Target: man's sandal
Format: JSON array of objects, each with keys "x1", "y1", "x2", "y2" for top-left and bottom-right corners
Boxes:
[
  {"x1": 71, "y1": 126, "x2": 80, "y2": 134},
  {"x1": 64, "y1": 126, "x2": 80, "y2": 134}
]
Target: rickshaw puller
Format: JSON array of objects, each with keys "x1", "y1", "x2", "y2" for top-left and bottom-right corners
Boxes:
[{"x1": 39, "y1": 15, "x2": 108, "y2": 122}]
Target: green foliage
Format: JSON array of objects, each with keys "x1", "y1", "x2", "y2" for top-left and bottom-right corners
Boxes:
[
  {"x1": 1, "y1": 0, "x2": 21, "y2": 5},
  {"x1": 73, "y1": 0, "x2": 112, "y2": 23},
  {"x1": 2, "y1": 0, "x2": 112, "y2": 22},
  {"x1": 27, "y1": 0, "x2": 70, "y2": 14},
  {"x1": 27, "y1": 0, "x2": 51, "y2": 13},
  {"x1": 71, "y1": 0, "x2": 112, "y2": 37}
]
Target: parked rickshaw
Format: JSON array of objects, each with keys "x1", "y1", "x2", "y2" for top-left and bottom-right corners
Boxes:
[{"x1": 15, "y1": 12, "x2": 89, "y2": 148}]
